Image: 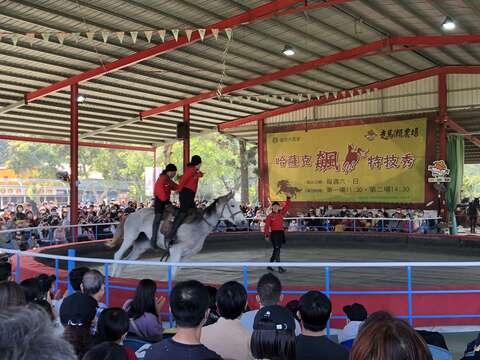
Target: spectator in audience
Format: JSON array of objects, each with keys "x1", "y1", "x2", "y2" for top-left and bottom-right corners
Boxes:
[
  {"x1": 286, "y1": 300, "x2": 301, "y2": 323},
  {"x1": 82, "y1": 342, "x2": 128, "y2": 360},
  {"x1": 53, "y1": 266, "x2": 89, "y2": 316},
  {"x1": 33, "y1": 298, "x2": 57, "y2": 322},
  {"x1": 82, "y1": 270, "x2": 107, "y2": 317},
  {"x1": 417, "y1": 330, "x2": 452, "y2": 360},
  {"x1": 251, "y1": 305, "x2": 296, "y2": 360},
  {"x1": 350, "y1": 311, "x2": 432, "y2": 360},
  {"x1": 0, "y1": 305, "x2": 76, "y2": 360},
  {"x1": 241, "y1": 273, "x2": 301, "y2": 335},
  {"x1": 124, "y1": 279, "x2": 165, "y2": 342},
  {"x1": 94, "y1": 308, "x2": 137, "y2": 360},
  {"x1": 144, "y1": 280, "x2": 222, "y2": 360},
  {"x1": 0, "y1": 281, "x2": 26, "y2": 307},
  {"x1": 36, "y1": 273, "x2": 56, "y2": 300},
  {"x1": 337, "y1": 303, "x2": 368, "y2": 348},
  {"x1": 20, "y1": 277, "x2": 42, "y2": 302},
  {"x1": 0, "y1": 261, "x2": 12, "y2": 282},
  {"x1": 61, "y1": 292, "x2": 98, "y2": 359},
  {"x1": 296, "y1": 291, "x2": 349, "y2": 360},
  {"x1": 201, "y1": 281, "x2": 252, "y2": 360},
  {"x1": 204, "y1": 285, "x2": 220, "y2": 326}
]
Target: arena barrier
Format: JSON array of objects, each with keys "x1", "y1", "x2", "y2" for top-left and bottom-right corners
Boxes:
[{"x1": 3, "y1": 246, "x2": 480, "y2": 332}]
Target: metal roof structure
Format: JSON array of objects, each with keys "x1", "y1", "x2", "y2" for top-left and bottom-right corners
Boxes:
[{"x1": 0, "y1": 0, "x2": 480, "y2": 159}]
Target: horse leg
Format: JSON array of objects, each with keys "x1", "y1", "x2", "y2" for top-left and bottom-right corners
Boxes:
[
  {"x1": 112, "y1": 225, "x2": 140, "y2": 277},
  {"x1": 112, "y1": 236, "x2": 150, "y2": 277},
  {"x1": 166, "y1": 245, "x2": 183, "y2": 279}
]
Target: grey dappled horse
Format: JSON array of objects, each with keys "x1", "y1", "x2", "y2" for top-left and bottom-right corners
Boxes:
[{"x1": 110, "y1": 192, "x2": 245, "y2": 278}]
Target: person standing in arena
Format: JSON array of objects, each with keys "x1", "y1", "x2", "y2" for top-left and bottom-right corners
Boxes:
[
  {"x1": 152, "y1": 164, "x2": 178, "y2": 249},
  {"x1": 265, "y1": 196, "x2": 291, "y2": 273},
  {"x1": 167, "y1": 155, "x2": 203, "y2": 244}
]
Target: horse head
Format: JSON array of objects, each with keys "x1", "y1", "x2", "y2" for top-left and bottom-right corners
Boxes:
[{"x1": 216, "y1": 191, "x2": 246, "y2": 225}]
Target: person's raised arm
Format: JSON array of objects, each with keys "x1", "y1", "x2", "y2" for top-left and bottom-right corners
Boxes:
[{"x1": 281, "y1": 197, "x2": 291, "y2": 216}]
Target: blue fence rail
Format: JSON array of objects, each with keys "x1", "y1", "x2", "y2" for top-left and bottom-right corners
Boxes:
[{"x1": 2, "y1": 247, "x2": 480, "y2": 331}]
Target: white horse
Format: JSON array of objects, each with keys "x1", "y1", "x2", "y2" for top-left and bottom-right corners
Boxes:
[{"x1": 110, "y1": 192, "x2": 245, "y2": 278}]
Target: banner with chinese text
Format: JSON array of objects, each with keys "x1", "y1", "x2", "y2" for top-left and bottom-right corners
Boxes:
[{"x1": 266, "y1": 118, "x2": 427, "y2": 203}]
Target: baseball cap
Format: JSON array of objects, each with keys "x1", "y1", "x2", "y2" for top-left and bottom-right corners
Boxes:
[
  {"x1": 254, "y1": 305, "x2": 295, "y2": 332},
  {"x1": 343, "y1": 303, "x2": 367, "y2": 321},
  {"x1": 60, "y1": 292, "x2": 98, "y2": 326}
]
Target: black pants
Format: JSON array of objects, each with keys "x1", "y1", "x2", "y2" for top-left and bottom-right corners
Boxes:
[
  {"x1": 179, "y1": 188, "x2": 196, "y2": 213},
  {"x1": 154, "y1": 198, "x2": 170, "y2": 214},
  {"x1": 269, "y1": 231, "x2": 285, "y2": 263},
  {"x1": 470, "y1": 216, "x2": 477, "y2": 233}
]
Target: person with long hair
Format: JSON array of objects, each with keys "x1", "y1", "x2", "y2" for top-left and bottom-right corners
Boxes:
[
  {"x1": 166, "y1": 155, "x2": 204, "y2": 244},
  {"x1": 350, "y1": 311, "x2": 432, "y2": 360},
  {"x1": 124, "y1": 279, "x2": 165, "y2": 342},
  {"x1": 251, "y1": 305, "x2": 296, "y2": 360},
  {"x1": 151, "y1": 163, "x2": 178, "y2": 249},
  {"x1": 0, "y1": 281, "x2": 26, "y2": 307}
]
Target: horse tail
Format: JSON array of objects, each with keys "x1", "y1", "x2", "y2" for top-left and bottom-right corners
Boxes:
[{"x1": 106, "y1": 216, "x2": 125, "y2": 248}]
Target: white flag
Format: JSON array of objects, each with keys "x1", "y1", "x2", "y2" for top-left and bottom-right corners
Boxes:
[
  {"x1": 315, "y1": 94, "x2": 321, "y2": 100},
  {"x1": 41, "y1": 33, "x2": 50, "y2": 42},
  {"x1": 224, "y1": 28, "x2": 233, "y2": 40},
  {"x1": 281, "y1": 96, "x2": 285, "y2": 102},
  {"x1": 101, "y1": 31, "x2": 109, "y2": 43},
  {"x1": 197, "y1": 28, "x2": 206, "y2": 41},
  {"x1": 144, "y1": 30, "x2": 153, "y2": 43},
  {"x1": 158, "y1": 29, "x2": 166, "y2": 42},
  {"x1": 56, "y1": 32, "x2": 65, "y2": 45},
  {"x1": 307, "y1": 93, "x2": 312, "y2": 101},
  {"x1": 25, "y1": 33, "x2": 35, "y2": 46},
  {"x1": 171, "y1": 29, "x2": 179, "y2": 41},
  {"x1": 130, "y1": 31, "x2": 138, "y2": 44},
  {"x1": 185, "y1": 29, "x2": 193, "y2": 42},
  {"x1": 72, "y1": 32, "x2": 81, "y2": 43},
  {"x1": 211, "y1": 28, "x2": 219, "y2": 40},
  {"x1": 116, "y1": 32, "x2": 125, "y2": 44},
  {"x1": 86, "y1": 32, "x2": 95, "y2": 41},
  {"x1": 11, "y1": 34, "x2": 18, "y2": 46}
]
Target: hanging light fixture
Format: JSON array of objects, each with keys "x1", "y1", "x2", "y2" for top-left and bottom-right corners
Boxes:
[
  {"x1": 77, "y1": 94, "x2": 86, "y2": 103},
  {"x1": 282, "y1": 44, "x2": 295, "y2": 56},
  {"x1": 441, "y1": 17, "x2": 456, "y2": 31}
]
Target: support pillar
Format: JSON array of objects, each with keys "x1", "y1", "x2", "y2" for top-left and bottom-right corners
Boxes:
[
  {"x1": 183, "y1": 104, "x2": 190, "y2": 170},
  {"x1": 438, "y1": 74, "x2": 448, "y2": 221},
  {"x1": 70, "y1": 84, "x2": 79, "y2": 242},
  {"x1": 257, "y1": 120, "x2": 266, "y2": 207},
  {"x1": 153, "y1": 146, "x2": 157, "y2": 190}
]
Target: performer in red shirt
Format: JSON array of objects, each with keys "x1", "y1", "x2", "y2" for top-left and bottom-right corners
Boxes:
[
  {"x1": 167, "y1": 155, "x2": 204, "y2": 243},
  {"x1": 151, "y1": 163, "x2": 178, "y2": 248},
  {"x1": 264, "y1": 196, "x2": 291, "y2": 273}
]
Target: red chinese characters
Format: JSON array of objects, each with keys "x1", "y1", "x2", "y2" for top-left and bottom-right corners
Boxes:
[{"x1": 315, "y1": 151, "x2": 339, "y2": 172}]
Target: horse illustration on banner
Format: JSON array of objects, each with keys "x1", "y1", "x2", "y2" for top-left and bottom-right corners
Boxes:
[
  {"x1": 277, "y1": 180, "x2": 302, "y2": 198},
  {"x1": 342, "y1": 144, "x2": 369, "y2": 174}
]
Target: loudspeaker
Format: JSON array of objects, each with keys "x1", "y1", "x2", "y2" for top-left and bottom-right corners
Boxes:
[{"x1": 176, "y1": 122, "x2": 189, "y2": 139}]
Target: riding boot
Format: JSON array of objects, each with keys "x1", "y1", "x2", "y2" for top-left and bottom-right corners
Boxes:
[
  {"x1": 268, "y1": 247, "x2": 277, "y2": 271},
  {"x1": 276, "y1": 249, "x2": 286, "y2": 273},
  {"x1": 151, "y1": 213, "x2": 163, "y2": 249},
  {"x1": 166, "y1": 211, "x2": 188, "y2": 247}
]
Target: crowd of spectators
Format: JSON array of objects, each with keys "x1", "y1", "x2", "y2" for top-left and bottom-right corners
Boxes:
[{"x1": 0, "y1": 260, "x2": 466, "y2": 360}]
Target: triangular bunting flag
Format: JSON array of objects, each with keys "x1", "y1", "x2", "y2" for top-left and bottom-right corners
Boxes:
[
  {"x1": 297, "y1": 94, "x2": 303, "y2": 102},
  {"x1": 116, "y1": 32, "x2": 125, "y2": 44},
  {"x1": 86, "y1": 32, "x2": 95, "y2": 41},
  {"x1": 11, "y1": 34, "x2": 18, "y2": 46},
  {"x1": 56, "y1": 32, "x2": 65, "y2": 45},
  {"x1": 144, "y1": 30, "x2": 153, "y2": 43},
  {"x1": 101, "y1": 31, "x2": 109, "y2": 43},
  {"x1": 72, "y1": 32, "x2": 81, "y2": 43},
  {"x1": 41, "y1": 33, "x2": 50, "y2": 42},
  {"x1": 171, "y1": 29, "x2": 179, "y2": 41},
  {"x1": 130, "y1": 31, "x2": 138, "y2": 44},
  {"x1": 246, "y1": 96, "x2": 251, "y2": 102},
  {"x1": 158, "y1": 29, "x2": 166, "y2": 42},
  {"x1": 280, "y1": 96, "x2": 285, "y2": 102},
  {"x1": 185, "y1": 29, "x2": 193, "y2": 42},
  {"x1": 307, "y1": 94, "x2": 312, "y2": 101},
  {"x1": 229, "y1": 97, "x2": 233, "y2": 104},
  {"x1": 265, "y1": 96, "x2": 270, "y2": 103},
  {"x1": 224, "y1": 28, "x2": 233, "y2": 40},
  {"x1": 25, "y1": 33, "x2": 35, "y2": 46},
  {"x1": 211, "y1": 28, "x2": 219, "y2": 40},
  {"x1": 315, "y1": 94, "x2": 321, "y2": 100},
  {"x1": 198, "y1": 29, "x2": 206, "y2": 41}
]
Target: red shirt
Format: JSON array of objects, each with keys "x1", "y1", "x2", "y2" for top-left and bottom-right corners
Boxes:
[
  {"x1": 264, "y1": 199, "x2": 291, "y2": 236},
  {"x1": 177, "y1": 165, "x2": 203, "y2": 193},
  {"x1": 154, "y1": 174, "x2": 178, "y2": 201}
]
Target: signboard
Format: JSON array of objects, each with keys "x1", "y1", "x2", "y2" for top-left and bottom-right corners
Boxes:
[
  {"x1": 266, "y1": 118, "x2": 427, "y2": 203},
  {"x1": 427, "y1": 160, "x2": 451, "y2": 183}
]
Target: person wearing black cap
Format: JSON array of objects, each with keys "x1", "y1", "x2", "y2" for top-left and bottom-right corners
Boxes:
[
  {"x1": 338, "y1": 303, "x2": 367, "y2": 348},
  {"x1": 152, "y1": 163, "x2": 178, "y2": 249},
  {"x1": 264, "y1": 196, "x2": 291, "y2": 273},
  {"x1": 166, "y1": 155, "x2": 204, "y2": 244},
  {"x1": 296, "y1": 291, "x2": 349, "y2": 360},
  {"x1": 60, "y1": 292, "x2": 98, "y2": 359},
  {"x1": 251, "y1": 304, "x2": 296, "y2": 360}
]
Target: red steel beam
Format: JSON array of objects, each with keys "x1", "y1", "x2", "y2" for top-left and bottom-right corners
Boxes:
[
  {"x1": 218, "y1": 65, "x2": 480, "y2": 130},
  {"x1": 70, "y1": 84, "x2": 79, "y2": 240},
  {"x1": 445, "y1": 118, "x2": 480, "y2": 148},
  {"x1": 0, "y1": 134, "x2": 155, "y2": 152},
  {"x1": 23, "y1": 0, "x2": 304, "y2": 104},
  {"x1": 140, "y1": 35, "x2": 480, "y2": 120},
  {"x1": 255, "y1": 0, "x2": 354, "y2": 21}
]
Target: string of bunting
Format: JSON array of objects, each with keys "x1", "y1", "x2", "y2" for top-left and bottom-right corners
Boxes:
[
  {"x1": 0, "y1": 28, "x2": 233, "y2": 46},
  {"x1": 219, "y1": 87, "x2": 380, "y2": 104}
]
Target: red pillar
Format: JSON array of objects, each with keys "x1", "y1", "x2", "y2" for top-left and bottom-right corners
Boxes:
[
  {"x1": 183, "y1": 104, "x2": 190, "y2": 170},
  {"x1": 438, "y1": 74, "x2": 448, "y2": 220},
  {"x1": 257, "y1": 120, "x2": 266, "y2": 206},
  {"x1": 70, "y1": 84, "x2": 79, "y2": 241}
]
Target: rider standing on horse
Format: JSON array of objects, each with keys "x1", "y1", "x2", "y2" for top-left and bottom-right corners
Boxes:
[
  {"x1": 151, "y1": 163, "x2": 178, "y2": 248},
  {"x1": 265, "y1": 196, "x2": 291, "y2": 274},
  {"x1": 167, "y1": 155, "x2": 204, "y2": 244}
]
